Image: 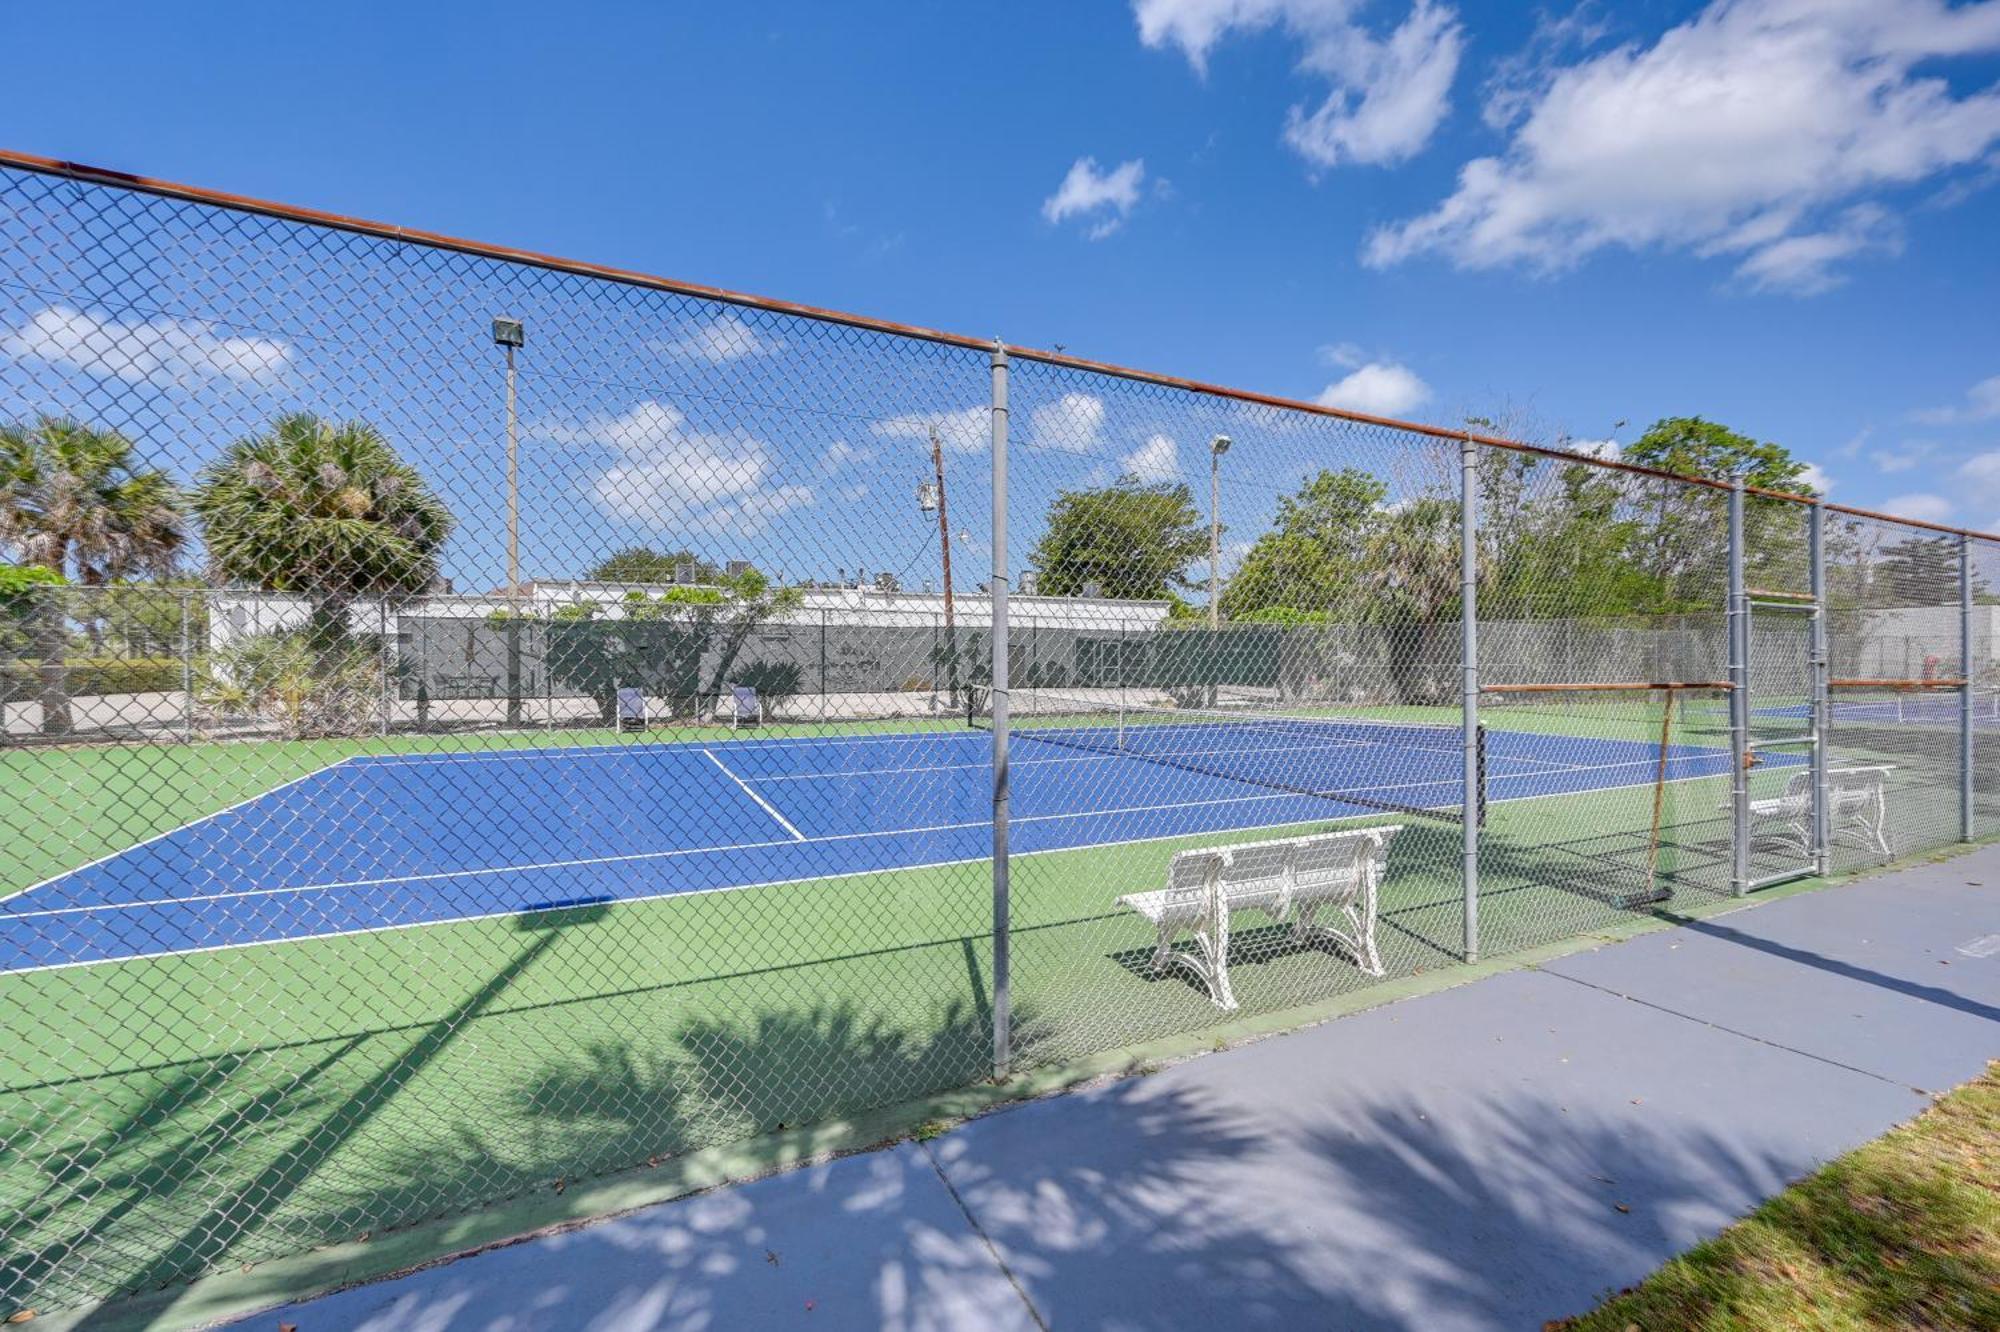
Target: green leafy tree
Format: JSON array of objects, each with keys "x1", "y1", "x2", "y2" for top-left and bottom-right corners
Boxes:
[
  {"x1": 1623, "y1": 417, "x2": 1817, "y2": 602},
  {"x1": 0, "y1": 563, "x2": 64, "y2": 656},
  {"x1": 547, "y1": 567, "x2": 804, "y2": 722},
  {"x1": 1029, "y1": 477, "x2": 1208, "y2": 601},
  {"x1": 0, "y1": 417, "x2": 186, "y2": 732},
  {"x1": 587, "y1": 547, "x2": 722, "y2": 584},
  {"x1": 194, "y1": 414, "x2": 454, "y2": 659},
  {"x1": 1355, "y1": 495, "x2": 1467, "y2": 705},
  {"x1": 1220, "y1": 468, "x2": 1386, "y2": 619}
]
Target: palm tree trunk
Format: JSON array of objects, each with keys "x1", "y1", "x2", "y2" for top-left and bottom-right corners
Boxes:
[{"x1": 34, "y1": 586, "x2": 71, "y2": 735}]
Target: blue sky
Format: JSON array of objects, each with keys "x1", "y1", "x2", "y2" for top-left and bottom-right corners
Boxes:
[{"x1": 3, "y1": 0, "x2": 2000, "y2": 571}]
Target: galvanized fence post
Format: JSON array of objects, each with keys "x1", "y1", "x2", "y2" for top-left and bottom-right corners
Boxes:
[
  {"x1": 1728, "y1": 476, "x2": 1749, "y2": 894},
  {"x1": 1460, "y1": 433, "x2": 1480, "y2": 963},
  {"x1": 179, "y1": 589, "x2": 195, "y2": 744},
  {"x1": 989, "y1": 339, "x2": 1012, "y2": 1079},
  {"x1": 1962, "y1": 533, "x2": 1974, "y2": 842},
  {"x1": 1810, "y1": 500, "x2": 1829, "y2": 875}
]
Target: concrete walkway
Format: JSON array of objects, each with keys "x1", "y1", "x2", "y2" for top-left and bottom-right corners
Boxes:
[{"x1": 241, "y1": 854, "x2": 2000, "y2": 1331}]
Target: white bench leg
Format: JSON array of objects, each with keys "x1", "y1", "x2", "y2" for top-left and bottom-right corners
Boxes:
[
  {"x1": 1143, "y1": 917, "x2": 1237, "y2": 1009},
  {"x1": 1289, "y1": 895, "x2": 1384, "y2": 977}
]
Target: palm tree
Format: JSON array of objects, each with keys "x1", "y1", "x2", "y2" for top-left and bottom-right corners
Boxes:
[
  {"x1": 0, "y1": 417, "x2": 186, "y2": 734},
  {"x1": 1355, "y1": 494, "x2": 1469, "y2": 706},
  {"x1": 193, "y1": 414, "x2": 454, "y2": 660}
]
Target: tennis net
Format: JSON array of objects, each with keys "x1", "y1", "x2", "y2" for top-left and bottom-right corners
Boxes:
[{"x1": 969, "y1": 688, "x2": 1483, "y2": 823}]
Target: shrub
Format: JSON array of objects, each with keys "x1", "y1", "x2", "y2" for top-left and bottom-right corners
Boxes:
[
  {"x1": 1, "y1": 656, "x2": 182, "y2": 697},
  {"x1": 195, "y1": 632, "x2": 382, "y2": 738}
]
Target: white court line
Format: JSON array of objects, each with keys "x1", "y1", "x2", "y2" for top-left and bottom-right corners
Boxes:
[
  {"x1": 349, "y1": 726, "x2": 991, "y2": 768},
  {"x1": 2, "y1": 769, "x2": 1472, "y2": 922},
  {"x1": 703, "y1": 748, "x2": 804, "y2": 841},
  {"x1": 2, "y1": 760, "x2": 353, "y2": 903},
  {"x1": 5, "y1": 746, "x2": 1748, "y2": 924},
  {"x1": 1, "y1": 758, "x2": 1749, "y2": 978}
]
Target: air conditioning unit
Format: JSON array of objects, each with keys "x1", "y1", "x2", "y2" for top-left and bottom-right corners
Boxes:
[{"x1": 726, "y1": 560, "x2": 752, "y2": 578}]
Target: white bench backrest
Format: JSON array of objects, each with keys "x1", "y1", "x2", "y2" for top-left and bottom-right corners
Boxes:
[
  {"x1": 1293, "y1": 826, "x2": 1399, "y2": 904},
  {"x1": 1164, "y1": 849, "x2": 1226, "y2": 909},
  {"x1": 1219, "y1": 841, "x2": 1291, "y2": 894},
  {"x1": 1160, "y1": 825, "x2": 1403, "y2": 914}
]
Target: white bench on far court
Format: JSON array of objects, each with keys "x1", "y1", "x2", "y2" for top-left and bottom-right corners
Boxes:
[
  {"x1": 1739, "y1": 764, "x2": 1895, "y2": 858},
  {"x1": 1117, "y1": 826, "x2": 1401, "y2": 1010}
]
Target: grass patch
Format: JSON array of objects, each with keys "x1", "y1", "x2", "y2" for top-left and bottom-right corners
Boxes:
[{"x1": 1559, "y1": 1062, "x2": 2000, "y2": 1332}]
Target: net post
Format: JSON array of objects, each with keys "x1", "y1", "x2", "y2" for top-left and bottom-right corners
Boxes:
[
  {"x1": 1961, "y1": 532, "x2": 1974, "y2": 843},
  {"x1": 989, "y1": 338, "x2": 1012, "y2": 1081},
  {"x1": 1810, "y1": 500, "x2": 1829, "y2": 875},
  {"x1": 1728, "y1": 476, "x2": 1749, "y2": 894},
  {"x1": 1460, "y1": 432, "x2": 1480, "y2": 963}
]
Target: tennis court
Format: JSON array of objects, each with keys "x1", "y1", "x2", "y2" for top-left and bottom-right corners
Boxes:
[{"x1": 2, "y1": 713, "x2": 1755, "y2": 973}]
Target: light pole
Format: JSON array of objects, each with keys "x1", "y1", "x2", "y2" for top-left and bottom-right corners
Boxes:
[
  {"x1": 493, "y1": 317, "x2": 525, "y2": 725},
  {"x1": 1209, "y1": 434, "x2": 1231, "y2": 629},
  {"x1": 919, "y1": 426, "x2": 959, "y2": 706}
]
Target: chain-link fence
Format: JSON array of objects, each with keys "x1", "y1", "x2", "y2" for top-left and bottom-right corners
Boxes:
[{"x1": 2, "y1": 152, "x2": 1995, "y2": 1318}]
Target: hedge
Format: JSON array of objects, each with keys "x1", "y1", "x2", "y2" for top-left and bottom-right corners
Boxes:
[{"x1": 0, "y1": 657, "x2": 184, "y2": 698}]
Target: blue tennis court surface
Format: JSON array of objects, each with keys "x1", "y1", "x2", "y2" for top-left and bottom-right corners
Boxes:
[{"x1": 2, "y1": 724, "x2": 1767, "y2": 972}]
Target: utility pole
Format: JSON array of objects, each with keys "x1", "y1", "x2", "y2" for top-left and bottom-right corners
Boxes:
[
  {"x1": 1209, "y1": 435, "x2": 1230, "y2": 629},
  {"x1": 932, "y1": 428, "x2": 956, "y2": 642},
  {"x1": 920, "y1": 427, "x2": 960, "y2": 706},
  {"x1": 493, "y1": 317, "x2": 525, "y2": 726}
]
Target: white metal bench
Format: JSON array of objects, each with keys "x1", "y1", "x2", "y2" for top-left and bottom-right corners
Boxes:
[
  {"x1": 1117, "y1": 826, "x2": 1401, "y2": 1009},
  {"x1": 1740, "y1": 764, "x2": 1894, "y2": 857}
]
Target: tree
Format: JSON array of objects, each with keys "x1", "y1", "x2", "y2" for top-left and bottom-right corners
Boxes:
[
  {"x1": 0, "y1": 563, "x2": 63, "y2": 655},
  {"x1": 194, "y1": 414, "x2": 454, "y2": 658},
  {"x1": 0, "y1": 417, "x2": 186, "y2": 733},
  {"x1": 1029, "y1": 477, "x2": 1208, "y2": 600},
  {"x1": 1623, "y1": 417, "x2": 1817, "y2": 602},
  {"x1": 587, "y1": 547, "x2": 722, "y2": 585},
  {"x1": 546, "y1": 566, "x2": 804, "y2": 722},
  {"x1": 1354, "y1": 495, "x2": 1466, "y2": 705},
  {"x1": 1221, "y1": 468, "x2": 1386, "y2": 619}
]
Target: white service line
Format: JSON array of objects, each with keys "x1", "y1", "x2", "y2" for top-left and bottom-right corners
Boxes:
[
  {"x1": 1, "y1": 755, "x2": 1750, "y2": 976},
  {"x1": 703, "y1": 748, "x2": 805, "y2": 841}
]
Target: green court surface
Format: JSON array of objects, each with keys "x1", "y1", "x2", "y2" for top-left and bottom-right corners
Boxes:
[{"x1": 0, "y1": 701, "x2": 1961, "y2": 1314}]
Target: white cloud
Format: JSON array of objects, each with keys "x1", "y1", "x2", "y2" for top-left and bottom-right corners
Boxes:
[
  {"x1": 1316, "y1": 360, "x2": 1431, "y2": 417},
  {"x1": 1, "y1": 303, "x2": 290, "y2": 388},
  {"x1": 1870, "y1": 440, "x2": 1935, "y2": 473},
  {"x1": 1956, "y1": 450, "x2": 2000, "y2": 509},
  {"x1": 1568, "y1": 437, "x2": 1621, "y2": 460},
  {"x1": 1881, "y1": 492, "x2": 1955, "y2": 523},
  {"x1": 1121, "y1": 433, "x2": 1181, "y2": 483},
  {"x1": 561, "y1": 399, "x2": 814, "y2": 535},
  {"x1": 872, "y1": 405, "x2": 989, "y2": 455},
  {"x1": 819, "y1": 441, "x2": 875, "y2": 474},
  {"x1": 1041, "y1": 157, "x2": 1147, "y2": 237},
  {"x1": 1734, "y1": 205, "x2": 1902, "y2": 294},
  {"x1": 1026, "y1": 393, "x2": 1108, "y2": 453},
  {"x1": 1364, "y1": 0, "x2": 2000, "y2": 292},
  {"x1": 1797, "y1": 461, "x2": 1833, "y2": 494},
  {"x1": 836, "y1": 482, "x2": 869, "y2": 502},
  {"x1": 1135, "y1": 0, "x2": 1463, "y2": 168},
  {"x1": 653, "y1": 312, "x2": 784, "y2": 363},
  {"x1": 1914, "y1": 373, "x2": 2000, "y2": 425}
]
